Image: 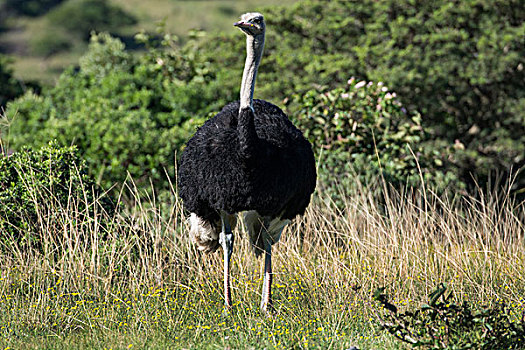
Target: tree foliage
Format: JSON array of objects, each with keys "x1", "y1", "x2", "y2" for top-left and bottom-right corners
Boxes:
[
  {"x1": 291, "y1": 79, "x2": 462, "y2": 201},
  {"x1": 4, "y1": 32, "x2": 223, "y2": 192},
  {"x1": 4, "y1": 0, "x2": 524, "y2": 197},
  {"x1": 0, "y1": 55, "x2": 23, "y2": 108}
]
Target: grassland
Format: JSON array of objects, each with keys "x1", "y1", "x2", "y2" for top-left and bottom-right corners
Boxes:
[
  {"x1": 0, "y1": 172, "x2": 523, "y2": 349},
  {"x1": 113, "y1": 0, "x2": 299, "y2": 35},
  {"x1": 1, "y1": 0, "x2": 298, "y2": 84}
]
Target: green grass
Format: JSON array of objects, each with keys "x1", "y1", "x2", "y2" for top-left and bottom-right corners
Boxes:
[
  {"x1": 0, "y1": 172, "x2": 523, "y2": 349},
  {"x1": 113, "y1": 0, "x2": 300, "y2": 35}
]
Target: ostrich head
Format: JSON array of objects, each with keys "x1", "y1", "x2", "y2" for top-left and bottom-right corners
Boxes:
[{"x1": 234, "y1": 12, "x2": 265, "y2": 37}]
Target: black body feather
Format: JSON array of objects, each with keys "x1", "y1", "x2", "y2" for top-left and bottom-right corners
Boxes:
[{"x1": 178, "y1": 99, "x2": 316, "y2": 225}]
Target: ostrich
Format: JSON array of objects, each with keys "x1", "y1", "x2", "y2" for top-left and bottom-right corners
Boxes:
[{"x1": 177, "y1": 12, "x2": 316, "y2": 313}]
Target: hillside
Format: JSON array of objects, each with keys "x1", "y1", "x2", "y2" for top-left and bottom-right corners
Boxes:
[{"x1": 0, "y1": 0, "x2": 298, "y2": 83}]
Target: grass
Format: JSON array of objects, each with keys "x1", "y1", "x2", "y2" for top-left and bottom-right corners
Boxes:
[
  {"x1": 0, "y1": 169, "x2": 524, "y2": 349},
  {"x1": 113, "y1": 0, "x2": 300, "y2": 35}
]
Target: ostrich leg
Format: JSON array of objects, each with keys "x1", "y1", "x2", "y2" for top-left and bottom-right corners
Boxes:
[
  {"x1": 260, "y1": 238, "x2": 273, "y2": 314},
  {"x1": 219, "y1": 211, "x2": 235, "y2": 310},
  {"x1": 259, "y1": 218, "x2": 288, "y2": 314}
]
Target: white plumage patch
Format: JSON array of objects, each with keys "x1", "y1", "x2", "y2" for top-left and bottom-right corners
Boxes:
[
  {"x1": 189, "y1": 213, "x2": 219, "y2": 252},
  {"x1": 189, "y1": 211, "x2": 289, "y2": 255}
]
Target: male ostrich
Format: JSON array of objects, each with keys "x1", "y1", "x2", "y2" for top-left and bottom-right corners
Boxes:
[{"x1": 177, "y1": 12, "x2": 316, "y2": 313}]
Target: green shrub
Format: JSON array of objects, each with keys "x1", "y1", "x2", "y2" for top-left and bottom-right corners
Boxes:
[
  {"x1": 291, "y1": 79, "x2": 462, "y2": 202},
  {"x1": 375, "y1": 284, "x2": 525, "y2": 349},
  {"x1": 47, "y1": 0, "x2": 136, "y2": 39},
  {"x1": 4, "y1": 28, "x2": 464, "y2": 198},
  {"x1": 5, "y1": 0, "x2": 524, "y2": 197},
  {"x1": 0, "y1": 55, "x2": 23, "y2": 108},
  {"x1": 0, "y1": 141, "x2": 114, "y2": 247},
  {"x1": 4, "y1": 32, "x2": 223, "y2": 193}
]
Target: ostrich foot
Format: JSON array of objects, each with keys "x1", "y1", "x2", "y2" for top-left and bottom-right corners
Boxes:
[
  {"x1": 222, "y1": 305, "x2": 233, "y2": 317},
  {"x1": 260, "y1": 302, "x2": 276, "y2": 316}
]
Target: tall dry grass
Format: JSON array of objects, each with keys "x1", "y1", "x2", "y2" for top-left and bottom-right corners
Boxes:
[{"x1": 0, "y1": 172, "x2": 524, "y2": 348}]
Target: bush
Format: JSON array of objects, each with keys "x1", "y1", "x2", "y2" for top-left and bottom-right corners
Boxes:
[
  {"x1": 291, "y1": 79, "x2": 462, "y2": 202},
  {"x1": 375, "y1": 284, "x2": 525, "y2": 349},
  {"x1": 4, "y1": 29, "x2": 464, "y2": 199},
  {"x1": 5, "y1": 0, "x2": 524, "y2": 197},
  {"x1": 4, "y1": 32, "x2": 225, "y2": 193},
  {"x1": 0, "y1": 55, "x2": 23, "y2": 108},
  {"x1": 0, "y1": 141, "x2": 113, "y2": 247},
  {"x1": 47, "y1": 0, "x2": 136, "y2": 39}
]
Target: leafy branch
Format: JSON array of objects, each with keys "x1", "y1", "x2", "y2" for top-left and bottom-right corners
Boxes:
[{"x1": 374, "y1": 283, "x2": 525, "y2": 349}]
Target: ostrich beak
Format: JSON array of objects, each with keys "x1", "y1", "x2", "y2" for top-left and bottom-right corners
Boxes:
[{"x1": 234, "y1": 21, "x2": 254, "y2": 28}]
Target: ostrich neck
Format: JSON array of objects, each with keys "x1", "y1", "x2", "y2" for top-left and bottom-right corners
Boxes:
[{"x1": 240, "y1": 34, "x2": 265, "y2": 110}]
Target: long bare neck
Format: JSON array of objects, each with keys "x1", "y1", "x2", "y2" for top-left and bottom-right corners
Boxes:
[{"x1": 239, "y1": 34, "x2": 265, "y2": 111}]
